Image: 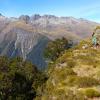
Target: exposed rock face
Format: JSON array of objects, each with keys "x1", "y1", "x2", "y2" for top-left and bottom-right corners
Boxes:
[
  {"x1": 15, "y1": 31, "x2": 39, "y2": 60},
  {"x1": 0, "y1": 17, "x2": 50, "y2": 69},
  {"x1": 0, "y1": 14, "x2": 99, "y2": 69}
]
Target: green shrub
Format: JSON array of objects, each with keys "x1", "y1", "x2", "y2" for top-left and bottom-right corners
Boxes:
[
  {"x1": 54, "y1": 89, "x2": 85, "y2": 100},
  {"x1": 53, "y1": 68, "x2": 77, "y2": 81},
  {"x1": 60, "y1": 75, "x2": 78, "y2": 87},
  {"x1": 76, "y1": 77, "x2": 99, "y2": 88},
  {"x1": 65, "y1": 76, "x2": 100, "y2": 87},
  {"x1": 44, "y1": 37, "x2": 71, "y2": 61},
  {"x1": 65, "y1": 68, "x2": 77, "y2": 76},
  {"x1": 84, "y1": 88, "x2": 100, "y2": 98},
  {"x1": 67, "y1": 60, "x2": 76, "y2": 68}
]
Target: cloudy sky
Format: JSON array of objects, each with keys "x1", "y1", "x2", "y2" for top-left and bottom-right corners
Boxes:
[{"x1": 0, "y1": 0, "x2": 100, "y2": 22}]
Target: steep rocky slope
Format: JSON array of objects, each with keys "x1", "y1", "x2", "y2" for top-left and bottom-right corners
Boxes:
[
  {"x1": 0, "y1": 20, "x2": 49, "y2": 69},
  {"x1": 37, "y1": 40, "x2": 100, "y2": 100},
  {"x1": 0, "y1": 14, "x2": 99, "y2": 69}
]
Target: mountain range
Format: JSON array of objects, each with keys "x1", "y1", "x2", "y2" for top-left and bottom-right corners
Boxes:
[{"x1": 0, "y1": 13, "x2": 99, "y2": 69}]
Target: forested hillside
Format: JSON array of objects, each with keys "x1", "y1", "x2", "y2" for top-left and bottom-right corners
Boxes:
[{"x1": 0, "y1": 57, "x2": 47, "y2": 100}]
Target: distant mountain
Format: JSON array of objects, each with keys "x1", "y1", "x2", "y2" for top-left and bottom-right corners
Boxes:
[{"x1": 0, "y1": 14, "x2": 99, "y2": 69}]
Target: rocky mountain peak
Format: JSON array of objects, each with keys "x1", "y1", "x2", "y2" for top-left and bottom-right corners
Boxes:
[
  {"x1": 19, "y1": 15, "x2": 30, "y2": 23},
  {"x1": 42, "y1": 15, "x2": 57, "y2": 19},
  {"x1": 31, "y1": 14, "x2": 41, "y2": 20}
]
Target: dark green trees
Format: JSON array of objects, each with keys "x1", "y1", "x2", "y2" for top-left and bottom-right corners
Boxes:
[
  {"x1": 0, "y1": 57, "x2": 47, "y2": 100},
  {"x1": 44, "y1": 37, "x2": 70, "y2": 61}
]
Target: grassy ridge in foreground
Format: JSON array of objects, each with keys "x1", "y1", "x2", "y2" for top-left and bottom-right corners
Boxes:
[{"x1": 36, "y1": 39, "x2": 100, "y2": 100}]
